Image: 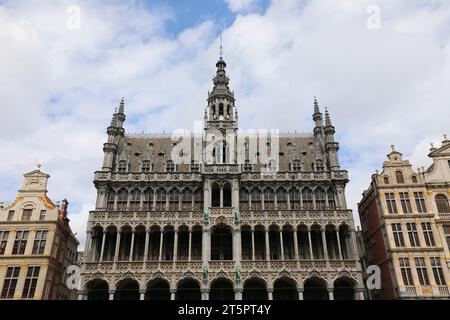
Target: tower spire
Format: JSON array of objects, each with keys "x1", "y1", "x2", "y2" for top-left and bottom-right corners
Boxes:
[
  {"x1": 325, "y1": 107, "x2": 332, "y2": 127},
  {"x1": 118, "y1": 97, "x2": 125, "y2": 114},
  {"x1": 219, "y1": 34, "x2": 223, "y2": 58}
]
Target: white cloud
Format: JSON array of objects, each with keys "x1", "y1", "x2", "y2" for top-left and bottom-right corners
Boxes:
[
  {"x1": 225, "y1": 0, "x2": 260, "y2": 13},
  {"x1": 1, "y1": 0, "x2": 450, "y2": 245}
]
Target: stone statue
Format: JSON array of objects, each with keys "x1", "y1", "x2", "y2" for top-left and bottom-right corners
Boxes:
[
  {"x1": 202, "y1": 266, "x2": 209, "y2": 283},
  {"x1": 235, "y1": 265, "x2": 241, "y2": 284},
  {"x1": 203, "y1": 208, "x2": 209, "y2": 223},
  {"x1": 234, "y1": 208, "x2": 240, "y2": 224}
]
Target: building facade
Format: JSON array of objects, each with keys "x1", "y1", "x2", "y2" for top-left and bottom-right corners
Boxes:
[
  {"x1": 80, "y1": 55, "x2": 364, "y2": 300},
  {"x1": 0, "y1": 166, "x2": 79, "y2": 300},
  {"x1": 358, "y1": 142, "x2": 450, "y2": 299}
]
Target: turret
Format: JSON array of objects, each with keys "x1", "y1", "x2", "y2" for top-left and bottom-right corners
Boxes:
[
  {"x1": 102, "y1": 98, "x2": 126, "y2": 171},
  {"x1": 312, "y1": 97, "x2": 323, "y2": 137},
  {"x1": 324, "y1": 108, "x2": 340, "y2": 170}
]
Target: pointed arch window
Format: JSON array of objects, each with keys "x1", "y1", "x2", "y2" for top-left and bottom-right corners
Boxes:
[
  {"x1": 166, "y1": 160, "x2": 175, "y2": 172},
  {"x1": 264, "y1": 188, "x2": 275, "y2": 210},
  {"x1": 194, "y1": 190, "x2": 203, "y2": 210},
  {"x1": 118, "y1": 160, "x2": 127, "y2": 173},
  {"x1": 276, "y1": 188, "x2": 287, "y2": 209},
  {"x1": 243, "y1": 160, "x2": 253, "y2": 172},
  {"x1": 182, "y1": 189, "x2": 193, "y2": 210},
  {"x1": 130, "y1": 189, "x2": 141, "y2": 211},
  {"x1": 315, "y1": 160, "x2": 325, "y2": 172},
  {"x1": 143, "y1": 189, "x2": 153, "y2": 210},
  {"x1": 327, "y1": 189, "x2": 336, "y2": 209},
  {"x1": 107, "y1": 191, "x2": 116, "y2": 210},
  {"x1": 190, "y1": 160, "x2": 200, "y2": 172},
  {"x1": 168, "y1": 189, "x2": 179, "y2": 211},
  {"x1": 395, "y1": 171, "x2": 405, "y2": 184},
  {"x1": 292, "y1": 160, "x2": 302, "y2": 172},
  {"x1": 240, "y1": 189, "x2": 249, "y2": 210},
  {"x1": 302, "y1": 188, "x2": 313, "y2": 210},
  {"x1": 289, "y1": 188, "x2": 300, "y2": 209},
  {"x1": 251, "y1": 189, "x2": 262, "y2": 210},
  {"x1": 155, "y1": 189, "x2": 167, "y2": 211},
  {"x1": 117, "y1": 189, "x2": 128, "y2": 211},
  {"x1": 314, "y1": 188, "x2": 326, "y2": 210},
  {"x1": 384, "y1": 177, "x2": 390, "y2": 184},
  {"x1": 142, "y1": 160, "x2": 151, "y2": 173}
]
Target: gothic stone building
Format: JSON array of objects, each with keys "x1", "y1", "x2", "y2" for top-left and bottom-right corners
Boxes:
[{"x1": 79, "y1": 55, "x2": 364, "y2": 300}]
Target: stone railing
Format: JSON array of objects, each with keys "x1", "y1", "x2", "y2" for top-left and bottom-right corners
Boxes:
[
  {"x1": 83, "y1": 259, "x2": 359, "y2": 274},
  {"x1": 89, "y1": 210, "x2": 203, "y2": 226},
  {"x1": 94, "y1": 171, "x2": 202, "y2": 182},
  {"x1": 203, "y1": 164, "x2": 240, "y2": 174},
  {"x1": 240, "y1": 170, "x2": 348, "y2": 181},
  {"x1": 240, "y1": 209, "x2": 354, "y2": 224}
]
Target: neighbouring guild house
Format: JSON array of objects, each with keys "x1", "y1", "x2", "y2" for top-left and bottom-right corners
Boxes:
[{"x1": 0, "y1": 166, "x2": 79, "y2": 300}]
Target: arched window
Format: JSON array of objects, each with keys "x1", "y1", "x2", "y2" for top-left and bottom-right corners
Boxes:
[
  {"x1": 142, "y1": 160, "x2": 151, "y2": 173},
  {"x1": 155, "y1": 189, "x2": 167, "y2": 211},
  {"x1": 194, "y1": 190, "x2": 203, "y2": 210},
  {"x1": 436, "y1": 195, "x2": 449, "y2": 213},
  {"x1": 223, "y1": 182, "x2": 232, "y2": 207},
  {"x1": 289, "y1": 188, "x2": 300, "y2": 209},
  {"x1": 395, "y1": 171, "x2": 404, "y2": 184},
  {"x1": 166, "y1": 160, "x2": 175, "y2": 172},
  {"x1": 264, "y1": 189, "x2": 275, "y2": 210},
  {"x1": 302, "y1": 188, "x2": 313, "y2": 210},
  {"x1": 190, "y1": 160, "x2": 200, "y2": 172},
  {"x1": 212, "y1": 183, "x2": 220, "y2": 208},
  {"x1": 412, "y1": 176, "x2": 418, "y2": 183},
  {"x1": 107, "y1": 191, "x2": 116, "y2": 210},
  {"x1": 315, "y1": 160, "x2": 325, "y2": 172},
  {"x1": 168, "y1": 189, "x2": 179, "y2": 211},
  {"x1": 130, "y1": 189, "x2": 141, "y2": 210},
  {"x1": 243, "y1": 160, "x2": 252, "y2": 172},
  {"x1": 117, "y1": 189, "x2": 128, "y2": 211},
  {"x1": 327, "y1": 189, "x2": 336, "y2": 209},
  {"x1": 143, "y1": 189, "x2": 153, "y2": 210},
  {"x1": 276, "y1": 188, "x2": 287, "y2": 209},
  {"x1": 218, "y1": 104, "x2": 224, "y2": 117},
  {"x1": 384, "y1": 177, "x2": 389, "y2": 184},
  {"x1": 251, "y1": 189, "x2": 262, "y2": 210},
  {"x1": 240, "y1": 189, "x2": 249, "y2": 210},
  {"x1": 292, "y1": 160, "x2": 302, "y2": 172},
  {"x1": 181, "y1": 189, "x2": 192, "y2": 210},
  {"x1": 118, "y1": 160, "x2": 127, "y2": 173},
  {"x1": 314, "y1": 188, "x2": 326, "y2": 210}
]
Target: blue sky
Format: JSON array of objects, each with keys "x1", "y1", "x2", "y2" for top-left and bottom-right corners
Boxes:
[{"x1": 1, "y1": 0, "x2": 449, "y2": 247}]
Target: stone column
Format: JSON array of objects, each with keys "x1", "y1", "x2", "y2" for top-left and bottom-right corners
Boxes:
[
  {"x1": 109, "y1": 290, "x2": 115, "y2": 300},
  {"x1": 202, "y1": 227, "x2": 210, "y2": 264},
  {"x1": 336, "y1": 229, "x2": 343, "y2": 260},
  {"x1": 85, "y1": 231, "x2": 92, "y2": 261},
  {"x1": 251, "y1": 227, "x2": 256, "y2": 261},
  {"x1": 234, "y1": 227, "x2": 241, "y2": 264},
  {"x1": 173, "y1": 230, "x2": 178, "y2": 262},
  {"x1": 267, "y1": 288, "x2": 273, "y2": 300},
  {"x1": 201, "y1": 289, "x2": 209, "y2": 300},
  {"x1": 265, "y1": 229, "x2": 270, "y2": 261},
  {"x1": 99, "y1": 231, "x2": 106, "y2": 262},
  {"x1": 170, "y1": 289, "x2": 176, "y2": 300},
  {"x1": 234, "y1": 289, "x2": 243, "y2": 300},
  {"x1": 220, "y1": 185, "x2": 224, "y2": 208},
  {"x1": 321, "y1": 228, "x2": 328, "y2": 259},
  {"x1": 188, "y1": 230, "x2": 192, "y2": 262},
  {"x1": 140, "y1": 290, "x2": 146, "y2": 300},
  {"x1": 279, "y1": 230, "x2": 285, "y2": 260},
  {"x1": 144, "y1": 230, "x2": 150, "y2": 262},
  {"x1": 308, "y1": 229, "x2": 314, "y2": 259},
  {"x1": 114, "y1": 231, "x2": 121, "y2": 262},
  {"x1": 298, "y1": 288, "x2": 304, "y2": 300},
  {"x1": 328, "y1": 288, "x2": 334, "y2": 300},
  {"x1": 129, "y1": 230, "x2": 135, "y2": 262},
  {"x1": 159, "y1": 231, "x2": 164, "y2": 262},
  {"x1": 293, "y1": 230, "x2": 299, "y2": 260}
]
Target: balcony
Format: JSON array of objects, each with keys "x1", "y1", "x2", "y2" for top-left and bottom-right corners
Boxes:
[
  {"x1": 94, "y1": 171, "x2": 202, "y2": 182},
  {"x1": 203, "y1": 164, "x2": 239, "y2": 174},
  {"x1": 240, "y1": 209, "x2": 354, "y2": 223},
  {"x1": 89, "y1": 210, "x2": 203, "y2": 224}
]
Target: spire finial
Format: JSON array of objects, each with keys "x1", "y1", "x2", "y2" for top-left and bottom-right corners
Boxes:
[
  {"x1": 324, "y1": 107, "x2": 332, "y2": 126},
  {"x1": 36, "y1": 164, "x2": 42, "y2": 171},
  {"x1": 313, "y1": 96, "x2": 320, "y2": 114},
  {"x1": 390, "y1": 144, "x2": 395, "y2": 152},
  {"x1": 118, "y1": 97, "x2": 125, "y2": 114},
  {"x1": 219, "y1": 34, "x2": 223, "y2": 58},
  {"x1": 444, "y1": 134, "x2": 448, "y2": 141}
]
